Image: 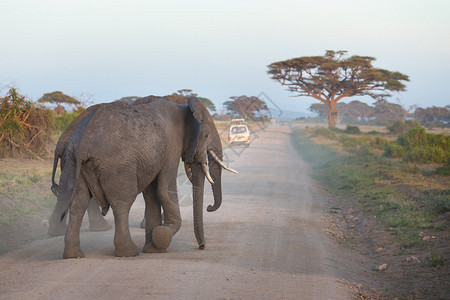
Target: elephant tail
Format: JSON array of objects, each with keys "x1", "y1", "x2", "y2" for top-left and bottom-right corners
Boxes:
[
  {"x1": 60, "y1": 158, "x2": 83, "y2": 222},
  {"x1": 51, "y1": 152, "x2": 60, "y2": 196}
]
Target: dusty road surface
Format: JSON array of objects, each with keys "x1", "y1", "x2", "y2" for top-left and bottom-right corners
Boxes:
[{"x1": 0, "y1": 126, "x2": 353, "y2": 299}]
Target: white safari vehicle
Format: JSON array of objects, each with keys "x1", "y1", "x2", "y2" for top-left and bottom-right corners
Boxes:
[{"x1": 228, "y1": 119, "x2": 250, "y2": 146}]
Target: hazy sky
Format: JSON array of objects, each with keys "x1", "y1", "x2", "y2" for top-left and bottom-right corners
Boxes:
[{"x1": 1, "y1": 0, "x2": 449, "y2": 114}]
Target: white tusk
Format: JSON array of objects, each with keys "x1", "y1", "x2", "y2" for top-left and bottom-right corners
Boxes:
[
  {"x1": 202, "y1": 163, "x2": 215, "y2": 184},
  {"x1": 184, "y1": 162, "x2": 193, "y2": 183},
  {"x1": 208, "y1": 150, "x2": 239, "y2": 174}
]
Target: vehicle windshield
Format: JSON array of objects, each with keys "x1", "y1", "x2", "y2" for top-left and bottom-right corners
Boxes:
[{"x1": 231, "y1": 126, "x2": 247, "y2": 134}]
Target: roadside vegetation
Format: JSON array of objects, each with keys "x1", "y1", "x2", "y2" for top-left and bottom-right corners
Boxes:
[
  {"x1": 291, "y1": 123, "x2": 449, "y2": 298},
  {"x1": 292, "y1": 124, "x2": 449, "y2": 246}
]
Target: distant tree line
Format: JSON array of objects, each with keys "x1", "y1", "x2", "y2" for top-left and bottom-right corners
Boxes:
[{"x1": 308, "y1": 100, "x2": 449, "y2": 128}]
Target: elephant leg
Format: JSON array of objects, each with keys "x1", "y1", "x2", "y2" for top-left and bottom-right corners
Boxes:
[
  {"x1": 143, "y1": 181, "x2": 166, "y2": 253},
  {"x1": 63, "y1": 180, "x2": 90, "y2": 258},
  {"x1": 87, "y1": 197, "x2": 112, "y2": 232},
  {"x1": 112, "y1": 199, "x2": 139, "y2": 257},
  {"x1": 140, "y1": 215, "x2": 146, "y2": 229},
  {"x1": 48, "y1": 196, "x2": 69, "y2": 237},
  {"x1": 152, "y1": 171, "x2": 181, "y2": 250}
]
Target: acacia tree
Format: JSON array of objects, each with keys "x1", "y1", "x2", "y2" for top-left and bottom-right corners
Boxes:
[
  {"x1": 223, "y1": 95, "x2": 269, "y2": 119},
  {"x1": 38, "y1": 91, "x2": 80, "y2": 114},
  {"x1": 268, "y1": 50, "x2": 409, "y2": 128}
]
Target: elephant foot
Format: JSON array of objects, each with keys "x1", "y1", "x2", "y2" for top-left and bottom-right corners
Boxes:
[
  {"x1": 140, "y1": 218, "x2": 146, "y2": 229},
  {"x1": 143, "y1": 242, "x2": 167, "y2": 253},
  {"x1": 89, "y1": 218, "x2": 112, "y2": 232},
  {"x1": 152, "y1": 226, "x2": 173, "y2": 250},
  {"x1": 114, "y1": 242, "x2": 139, "y2": 257},
  {"x1": 63, "y1": 247, "x2": 85, "y2": 259},
  {"x1": 48, "y1": 222, "x2": 67, "y2": 237}
]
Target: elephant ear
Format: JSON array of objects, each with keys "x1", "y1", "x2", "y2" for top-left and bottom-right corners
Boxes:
[
  {"x1": 184, "y1": 98, "x2": 207, "y2": 164},
  {"x1": 188, "y1": 97, "x2": 207, "y2": 124}
]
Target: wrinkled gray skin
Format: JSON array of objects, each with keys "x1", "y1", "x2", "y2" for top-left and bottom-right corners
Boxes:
[
  {"x1": 48, "y1": 104, "x2": 112, "y2": 237},
  {"x1": 59, "y1": 97, "x2": 223, "y2": 258}
]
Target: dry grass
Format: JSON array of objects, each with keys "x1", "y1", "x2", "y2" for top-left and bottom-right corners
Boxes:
[{"x1": 0, "y1": 158, "x2": 55, "y2": 225}]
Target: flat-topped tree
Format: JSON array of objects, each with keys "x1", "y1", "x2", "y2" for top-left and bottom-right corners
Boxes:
[
  {"x1": 224, "y1": 95, "x2": 268, "y2": 119},
  {"x1": 268, "y1": 50, "x2": 409, "y2": 128},
  {"x1": 38, "y1": 91, "x2": 80, "y2": 114}
]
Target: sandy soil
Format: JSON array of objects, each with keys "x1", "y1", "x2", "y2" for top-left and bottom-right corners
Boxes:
[{"x1": 0, "y1": 126, "x2": 356, "y2": 299}]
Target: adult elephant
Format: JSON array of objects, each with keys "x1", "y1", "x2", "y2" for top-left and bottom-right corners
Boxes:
[
  {"x1": 47, "y1": 103, "x2": 112, "y2": 237},
  {"x1": 58, "y1": 97, "x2": 236, "y2": 258}
]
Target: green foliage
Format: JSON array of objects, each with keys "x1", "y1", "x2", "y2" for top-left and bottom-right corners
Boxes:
[
  {"x1": 387, "y1": 120, "x2": 422, "y2": 135},
  {"x1": 370, "y1": 136, "x2": 388, "y2": 150},
  {"x1": 397, "y1": 126, "x2": 427, "y2": 148},
  {"x1": 311, "y1": 127, "x2": 336, "y2": 139},
  {"x1": 354, "y1": 144, "x2": 375, "y2": 158},
  {"x1": 54, "y1": 111, "x2": 80, "y2": 133},
  {"x1": 344, "y1": 125, "x2": 361, "y2": 134},
  {"x1": 338, "y1": 135, "x2": 365, "y2": 148},
  {"x1": 0, "y1": 88, "x2": 54, "y2": 158},
  {"x1": 291, "y1": 129, "x2": 448, "y2": 247},
  {"x1": 384, "y1": 126, "x2": 450, "y2": 163},
  {"x1": 384, "y1": 143, "x2": 406, "y2": 159},
  {"x1": 405, "y1": 146, "x2": 447, "y2": 163}
]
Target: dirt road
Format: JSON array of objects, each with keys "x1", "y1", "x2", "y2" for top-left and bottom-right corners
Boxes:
[{"x1": 0, "y1": 126, "x2": 352, "y2": 299}]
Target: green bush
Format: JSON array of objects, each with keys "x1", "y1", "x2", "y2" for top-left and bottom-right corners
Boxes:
[
  {"x1": 384, "y1": 127, "x2": 450, "y2": 163},
  {"x1": 370, "y1": 136, "x2": 388, "y2": 150},
  {"x1": 405, "y1": 146, "x2": 447, "y2": 163},
  {"x1": 387, "y1": 120, "x2": 422, "y2": 135},
  {"x1": 427, "y1": 133, "x2": 450, "y2": 149},
  {"x1": 54, "y1": 111, "x2": 79, "y2": 132},
  {"x1": 384, "y1": 142, "x2": 406, "y2": 158},
  {"x1": 398, "y1": 126, "x2": 427, "y2": 149},
  {"x1": 344, "y1": 125, "x2": 361, "y2": 135}
]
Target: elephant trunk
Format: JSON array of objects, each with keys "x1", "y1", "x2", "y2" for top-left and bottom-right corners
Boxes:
[
  {"x1": 191, "y1": 163, "x2": 206, "y2": 250},
  {"x1": 207, "y1": 157, "x2": 222, "y2": 212}
]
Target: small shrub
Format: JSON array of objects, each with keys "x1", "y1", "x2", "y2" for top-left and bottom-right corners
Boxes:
[
  {"x1": 344, "y1": 125, "x2": 361, "y2": 135},
  {"x1": 384, "y1": 142, "x2": 405, "y2": 158},
  {"x1": 354, "y1": 144, "x2": 375, "y2": 159},
  {"x1": 387, "y1": 120, "x2": 422, "y2": 135},
  {"x1": 371, "y1": 136, "x2": 388, "y2": 150},
  {"x1": 312, "y1": 127, "x2": 336, "y2": 139},
  {"x1": 338, "y1": 135, "x2": 365, "y2": 148}
]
